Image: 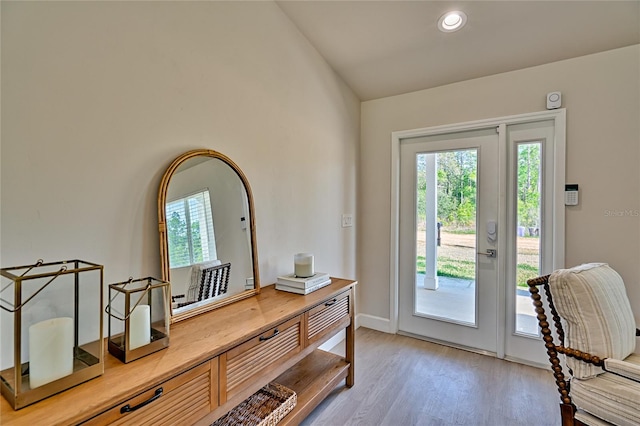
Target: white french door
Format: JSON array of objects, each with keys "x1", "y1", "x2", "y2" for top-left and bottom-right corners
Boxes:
[
  {"x1": 398, "y1": 128, "x2": 500, "y2": 353},
  {"x1": 393, "y1": 111, "x2": 565, "y2": 366},
  {"x1": 503, "y1": 120, "x2": 560, "y2": 365}
]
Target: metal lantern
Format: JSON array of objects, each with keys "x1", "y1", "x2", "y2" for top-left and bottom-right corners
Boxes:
[
  {"x1": 106, "y1": 277, "x2": 170, "y2": 363},
  {"x1": 0, "y1": 259, "x2": 104, "y2": 410}
]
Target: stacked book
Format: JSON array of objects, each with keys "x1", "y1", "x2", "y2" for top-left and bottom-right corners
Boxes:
[{"x1": 275, "y1": 272, "x2": 331, "y2": 295}]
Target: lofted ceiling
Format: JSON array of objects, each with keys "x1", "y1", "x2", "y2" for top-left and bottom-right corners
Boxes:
[{"x1": 276, "y1": 1, "x2": 640, "y2": 101}]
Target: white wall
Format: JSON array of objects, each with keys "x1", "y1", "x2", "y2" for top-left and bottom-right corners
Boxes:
[
  {"x1": 1, "y1": 1, "x2": 359, "y2": 363},
  {"x1": 359, "y1": 45, "x2": 640, "y2": 327}
]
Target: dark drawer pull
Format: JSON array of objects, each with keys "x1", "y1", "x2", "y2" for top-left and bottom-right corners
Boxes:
[
  {"x1": 120, "y1": 387, "x2": 163, "y2": 414},
  {"x1": 325, "y1": 299, "x2": 338, "y2": 307},
  {"x1": 259, "y1": 328, "x2": 279, "y2": 341}
]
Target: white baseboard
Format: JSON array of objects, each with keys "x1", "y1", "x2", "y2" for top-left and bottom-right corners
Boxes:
[
  {"x1": 356, "y1": 313, "x2": 393, "y2": 333},
  {"x1": 319, "y1": 314, "x2": 395, "y2": 351},
  {"x1": 320, "y1": 314, "x2": 395, "y2": 351},
  {"x1": 319, "y1": 330, "x2": 345, "y2": 351}
]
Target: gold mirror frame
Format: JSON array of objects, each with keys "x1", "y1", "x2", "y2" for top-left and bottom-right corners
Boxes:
[{"x1": 158, "y1": 149, "x2": 260, "y2": 322}]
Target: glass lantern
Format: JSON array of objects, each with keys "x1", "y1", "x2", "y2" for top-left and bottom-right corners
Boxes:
[
  {"x1": 0, "y1": 259, "x2": 104, "y2": 410},
  {"x1": 106, "y1": 277, "x2": 170, "y2": 363}
]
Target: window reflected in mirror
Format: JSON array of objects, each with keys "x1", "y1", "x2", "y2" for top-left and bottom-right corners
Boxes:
[{"x1": 166, "y1": 189, "x2": 217, "y2": 268}]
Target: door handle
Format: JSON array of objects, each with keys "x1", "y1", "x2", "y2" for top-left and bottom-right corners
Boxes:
[{"x1": 478, "y1": 249, "x2": 497, "y2": 258}]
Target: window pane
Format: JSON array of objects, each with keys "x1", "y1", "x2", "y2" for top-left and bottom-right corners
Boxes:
[
  {"x1": 188, "y1": 196, "x2": 205, "y2": 264},
  {"x1": 515, "y1": 142, "x2": 541, "y2": 335},
  {"x1": 167, "y1": 199, "x2": 190, "y2": 268},
  {"x1": 415, "y1": 149, "x2": 478, "y2": 325},
  {"x1": 167, "y1": 190, "x2": 217, "y2": 268}
]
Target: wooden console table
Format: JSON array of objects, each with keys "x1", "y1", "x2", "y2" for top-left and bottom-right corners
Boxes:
[{"x1": 0, "y1": 279, "x2": 356, "y2": 425}]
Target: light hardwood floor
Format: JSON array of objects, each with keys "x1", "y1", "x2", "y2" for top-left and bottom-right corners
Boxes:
[{"x1": 301, "y1": 327, "x2": 561, "y2": 426}]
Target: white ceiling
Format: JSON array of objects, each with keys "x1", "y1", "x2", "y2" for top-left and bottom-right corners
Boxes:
[{"x1": 276, "y1": 1, "x2": 640, "y2": 101}]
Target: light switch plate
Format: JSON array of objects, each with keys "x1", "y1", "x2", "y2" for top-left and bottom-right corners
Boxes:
[{"x1": 342, "y1": 214, "x2": 353, "y2": 227}]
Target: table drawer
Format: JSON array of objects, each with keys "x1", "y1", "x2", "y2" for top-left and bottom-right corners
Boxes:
[
  {"x1": 85, "y1": 359, "x2": 217, "y2": 426},
  {"x1": 307, "y1": 290, "x2": 350, "y2": 345},
  {"x1": 221, "y1": 315, "x2": 302, "y2": 403}
]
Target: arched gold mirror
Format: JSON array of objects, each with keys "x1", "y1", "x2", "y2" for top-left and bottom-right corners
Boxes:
[{"x1": 158, "y1": 149, "x2": 260, "y2": 322}]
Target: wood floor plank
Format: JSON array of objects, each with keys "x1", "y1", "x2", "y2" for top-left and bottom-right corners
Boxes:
[{"x1": 301, "y1": 328, "x2": 560, "y2": 426}]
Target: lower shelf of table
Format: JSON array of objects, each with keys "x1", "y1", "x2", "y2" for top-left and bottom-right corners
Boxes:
[{"x1": 275, "y1": 349, "x2": 350, "y2": 426}]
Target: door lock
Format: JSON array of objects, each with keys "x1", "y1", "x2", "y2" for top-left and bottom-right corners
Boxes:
[{"x1": 478, "y1": 249, "x2": 497, "y2": 258}]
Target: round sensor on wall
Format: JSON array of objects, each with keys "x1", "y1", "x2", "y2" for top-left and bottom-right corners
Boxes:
[{"x1": 546, "y1": 92, "x2": 561, "y2": 109}]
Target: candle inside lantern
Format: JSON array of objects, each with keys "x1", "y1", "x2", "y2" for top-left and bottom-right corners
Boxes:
[
  {"x1": 129, "y1": 305, "x2": 151, "y2": 350},
  {"x1": 28, "y1": 317, "x2": 74, "y2": 389},
  {"x1": 294, "y1": 253, "x2": 314, "y2": 278}
]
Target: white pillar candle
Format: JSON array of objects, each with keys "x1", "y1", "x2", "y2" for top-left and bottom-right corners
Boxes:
[
  {"x1": 294, "y1": 253, "x2": 314, "y2": 278},
  {"x1": 29, "y1": 317, "x2": 74, "y2": 389},
  {"x1": 129, "y1": 305, "x2": 151, "y2": 350}
]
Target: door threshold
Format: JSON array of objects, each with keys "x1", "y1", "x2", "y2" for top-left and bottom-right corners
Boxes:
[
  {"x1": 397, "y1": 330, "x2": 550, "y2": 369},
  {"x1": 397, "y1": 330, "x2": 497, "y2": 358}
]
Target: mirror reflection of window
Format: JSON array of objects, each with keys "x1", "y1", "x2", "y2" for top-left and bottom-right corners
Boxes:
[{"x1": 166, "y1": 189, "x2": 217, "y2": 268}]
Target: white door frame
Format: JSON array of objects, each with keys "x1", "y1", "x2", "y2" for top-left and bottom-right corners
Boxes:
[{"x1": 389, "y1": 109, "x2": 566, "y2": 344}]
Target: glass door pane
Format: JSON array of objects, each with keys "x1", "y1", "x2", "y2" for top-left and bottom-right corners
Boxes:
[
  {"x1": 515, "y1": 142, "x2": 541, "y2": 335},
  {"x1": 415, "y1": 149, "x2": 478, "y2": 325}
]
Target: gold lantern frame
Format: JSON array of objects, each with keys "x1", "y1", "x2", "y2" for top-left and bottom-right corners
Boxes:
[
  {"x1": 0, "y1": 259, "x2": 104, "y2": 410},
  {"x1": 106, "y1": 276, "x2": 171, "y2": 363}
]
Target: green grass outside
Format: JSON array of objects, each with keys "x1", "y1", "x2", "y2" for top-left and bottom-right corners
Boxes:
[
  {"x1": 417, "y1": 255, "x2": 539, "y2": 288},
  {"x1": 445, "y1": 228, "x2": 476, "y2": 235}
]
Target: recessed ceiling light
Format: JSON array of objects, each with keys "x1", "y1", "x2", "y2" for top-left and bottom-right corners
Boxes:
[{"x1": 438, "y1": 11, "x2": 467, "y2": 32}]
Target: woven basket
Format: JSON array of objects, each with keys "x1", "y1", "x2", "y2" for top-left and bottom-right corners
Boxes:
[{"x1": 212, "y1": 382, "x2": 297, "y2": 426}]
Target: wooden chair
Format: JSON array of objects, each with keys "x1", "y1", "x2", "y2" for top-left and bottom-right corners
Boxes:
[
  {"x1": 194, "y1": 262, "x2": 231, "y2": 301},
  {"x1": 176, "y1": 262, "x2": 231, "y2": 308},
  {"x1": 528, "y1": 263, "x2": 640, "y2": 426}
]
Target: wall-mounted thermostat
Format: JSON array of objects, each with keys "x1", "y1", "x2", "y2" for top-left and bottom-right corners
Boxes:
[
  {"x1": 565, "y1": 184, "x2": 579, "y2": 206},
  {"x1": 547, "y1": 92, "x2": 562, "y2": 109}
]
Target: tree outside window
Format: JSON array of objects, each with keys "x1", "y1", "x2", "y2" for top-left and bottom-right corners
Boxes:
[{"x1": 166, "y1": 190, "x2": 217, "y2": 268}]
